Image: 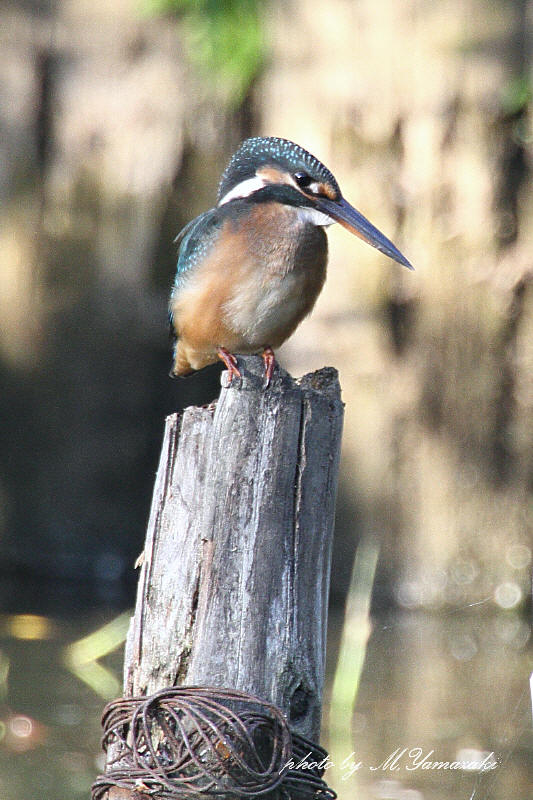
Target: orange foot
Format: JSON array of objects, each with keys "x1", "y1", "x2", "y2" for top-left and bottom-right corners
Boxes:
[
  {"x1": 262, "y1": 346, "x2": 276, "y2": 388},
  {"x1": 217, "y1": 347, "x2": 242, "y2": 382}
]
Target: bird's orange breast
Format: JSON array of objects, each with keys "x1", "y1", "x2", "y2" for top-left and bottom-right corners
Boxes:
[{"x1": 171, "y1": 202, "x2": 328, "y2": 375}]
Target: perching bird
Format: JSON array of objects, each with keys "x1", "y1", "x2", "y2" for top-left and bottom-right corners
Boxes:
[{"x1": 169, "y1": 136, "x2": 412, "y2": 384}]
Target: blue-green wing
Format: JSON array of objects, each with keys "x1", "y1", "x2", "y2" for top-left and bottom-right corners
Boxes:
[{"x1": 169, "y1": 207, "x2": 225, "y2": 331}]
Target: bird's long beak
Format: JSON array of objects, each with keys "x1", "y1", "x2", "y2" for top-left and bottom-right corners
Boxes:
[{"x1": 316, "y1": 195, "x2": 413, "y2": 270}]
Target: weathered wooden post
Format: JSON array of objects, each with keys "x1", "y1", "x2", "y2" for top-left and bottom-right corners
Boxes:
[{"x1": 93, "y1": 355, "x2": 343, "y2": 798}]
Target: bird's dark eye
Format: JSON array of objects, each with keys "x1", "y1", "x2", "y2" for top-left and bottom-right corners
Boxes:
[{"x1": 294, "y1": 171, "x2": 313, "y2": 188}]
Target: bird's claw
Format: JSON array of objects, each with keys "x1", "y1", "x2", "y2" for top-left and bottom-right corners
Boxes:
[
  {"x1": 217, "y1": 346, "x2": 275, "y2": 388},
  {"x1": 262, "y1": 346, "x2": 276, "y2": 388},
  {"x1": 217, "y1": 347, "x2": 242, "y2": 383}
]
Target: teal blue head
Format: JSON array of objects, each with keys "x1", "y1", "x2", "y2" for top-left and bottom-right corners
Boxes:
[{"x1": 217, "y1": 136, "x2": 412, "y2": 270}]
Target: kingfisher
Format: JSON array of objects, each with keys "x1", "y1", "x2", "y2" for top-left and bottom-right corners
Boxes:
[{"x1": 169, "y1": 136, "x2": 412, "y2": 385}]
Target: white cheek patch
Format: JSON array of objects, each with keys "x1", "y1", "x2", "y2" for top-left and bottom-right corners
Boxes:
[
  {"x1": 218, "y1": 175, "x2": 267, "y2": 206},
  {"x1": 218, "y1": 173, "x2": 336, "y2": 229},
  {"x1": 296, "y1": 207, "x2": 336, "y2": 227}
]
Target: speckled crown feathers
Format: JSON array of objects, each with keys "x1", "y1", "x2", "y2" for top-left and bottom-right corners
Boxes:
[{"x1": 217, "y1": 137, "x2": 340, "y2": 202}]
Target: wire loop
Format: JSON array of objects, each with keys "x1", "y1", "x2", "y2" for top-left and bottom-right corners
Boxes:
[{"x1": 92, "y1": 686, "x2": 336, "y2": 799}]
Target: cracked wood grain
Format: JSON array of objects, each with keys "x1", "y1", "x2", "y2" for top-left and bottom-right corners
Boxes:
[{"x1": 121, "y1": 355, "x2": 344, "y2": 742}]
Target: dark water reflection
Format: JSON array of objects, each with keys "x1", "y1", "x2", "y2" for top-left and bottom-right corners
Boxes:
[
  {"x1": 327, "y1": 608, "x2": 533, "y2": 800},
  {"x1": 0, "y1": 586, "x2": 125, "y2": 800},
  {"x1": 0, "y1": 598, "x2": 531, "y2": 799}
]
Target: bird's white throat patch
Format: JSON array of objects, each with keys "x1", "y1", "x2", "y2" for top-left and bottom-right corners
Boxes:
[{"x1": 295, "y1": 207, "x2": 335, "y2": 227}]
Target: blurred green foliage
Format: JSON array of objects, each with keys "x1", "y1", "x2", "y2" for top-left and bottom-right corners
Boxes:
[
  {"x1": 501, "y1": 75, "x2": 531, "y2": 115},
  {"x1": 142, "y1": 0, "x2": 265, "y2": 105}
]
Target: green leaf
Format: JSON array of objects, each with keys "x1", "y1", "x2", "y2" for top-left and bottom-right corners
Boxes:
[{"x1": 141, "y1": 0, "x2": 265, "y2": 106}]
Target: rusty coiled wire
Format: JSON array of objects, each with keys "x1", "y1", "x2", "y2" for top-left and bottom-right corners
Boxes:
[{"x1": 91, "y1": 686, "x2": 336, "y2": 799}]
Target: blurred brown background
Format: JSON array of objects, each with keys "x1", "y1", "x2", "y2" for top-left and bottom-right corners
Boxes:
[
  {"x1": 0, "y1": 2, "x2": 532, "y2": 799},
  {"x1": 1, "y1": 0, "x2": 531, "y2": 610}
]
